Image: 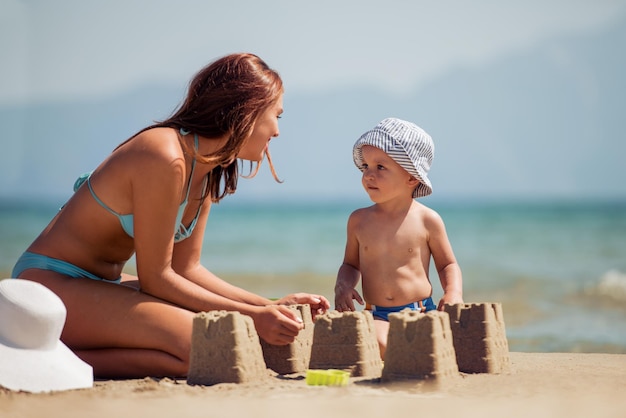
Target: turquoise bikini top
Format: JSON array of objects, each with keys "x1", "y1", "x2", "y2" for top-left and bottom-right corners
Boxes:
[{"x1": 74, "y1": 130, "x2": 204, "y2": 243}]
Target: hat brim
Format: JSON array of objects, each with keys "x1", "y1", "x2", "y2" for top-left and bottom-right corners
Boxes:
[
  {"x1": 411, "y1": 167, "x2": 433, "y2": 198},
  {"x1": 0, "y1": 340, "x2": 93, "y2": 393}
]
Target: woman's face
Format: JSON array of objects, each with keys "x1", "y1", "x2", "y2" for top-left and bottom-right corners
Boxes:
[{"x1": 238, "y1": 94, "x2": 284, "y2": 162}]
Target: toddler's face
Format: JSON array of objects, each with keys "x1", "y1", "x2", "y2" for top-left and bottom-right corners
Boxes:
[{"x1": 359, "y1": 145, "x2": 417, "y2": 202}]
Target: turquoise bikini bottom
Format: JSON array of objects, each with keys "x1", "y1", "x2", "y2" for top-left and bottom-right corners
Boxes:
[{"x1": 12, "y1": 251, "x2": 122, "y2": 284}]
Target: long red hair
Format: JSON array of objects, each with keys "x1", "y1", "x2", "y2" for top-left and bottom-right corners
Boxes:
[{"x1": 123, "y1": 53, "x2": 284, "y2": 202}]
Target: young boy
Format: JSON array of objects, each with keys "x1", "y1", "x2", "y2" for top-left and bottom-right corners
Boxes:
[{"x1": 334, "y1": 117, "x2": 463, "y2": 359}]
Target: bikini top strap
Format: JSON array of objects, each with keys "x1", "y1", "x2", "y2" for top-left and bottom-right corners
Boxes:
[
  {"x1": 179, "y1": 128, "x2": 198, "y2": 203},
  {"x1": 86, "y1": 175, "x2": 120, "y2": 218}
]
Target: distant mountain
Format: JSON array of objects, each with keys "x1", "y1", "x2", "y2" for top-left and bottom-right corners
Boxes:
[
  {"x1": 275, "y1": 18, "x2": 626, "y2": 203},
  {"x1": 1, "y1": 17, "x2": 624, "y2": 203}
]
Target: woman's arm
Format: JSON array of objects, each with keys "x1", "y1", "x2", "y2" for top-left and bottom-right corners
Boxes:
[
  {"x1": 172, "y1": 199, "x2": 330, "y2": 316},
  {"x1": 170, "y1": 198, "x2": 274, "y2": 306},
  {"x1": 125, "y1": 131, "x2": 268, "y2": 313},
  {"x1": 126, "y1": 131, "x2": 322, "y2": 344},
  {"x1": 130, "y1": 160, "x2": 303, "y2": 344}
]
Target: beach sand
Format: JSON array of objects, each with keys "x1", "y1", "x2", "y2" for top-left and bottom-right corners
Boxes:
[{"x1": 2, "y1": 352, "x2": 625, "y2": 418}]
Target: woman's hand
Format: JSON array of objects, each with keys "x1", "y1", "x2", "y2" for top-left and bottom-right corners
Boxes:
[
  {"x1": 275, "y1": 293, "x2": 330, "y2": 319},
  {"x1": 250, "y1": 305, "x2": 305, "y2": 345}
]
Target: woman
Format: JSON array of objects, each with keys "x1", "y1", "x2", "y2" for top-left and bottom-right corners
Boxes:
[{"x1": 11, "y1": 53, "x2": 329, "y2": 378}]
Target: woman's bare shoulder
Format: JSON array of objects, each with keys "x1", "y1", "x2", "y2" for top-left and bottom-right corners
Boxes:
[
  {"x1": 112, "y1": 128, "x2": 187, "y2": 191},
  {"x1": 127, "y1": 127, "x2": 184, "y2": 162}
]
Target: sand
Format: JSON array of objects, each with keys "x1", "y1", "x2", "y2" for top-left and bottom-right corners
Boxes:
[
  {"x1": 1, "y1": 352, "x2": 625, "y2": 418},
  {"x1": 2, "y1": 306, "x2": 626, "y2": 418}
]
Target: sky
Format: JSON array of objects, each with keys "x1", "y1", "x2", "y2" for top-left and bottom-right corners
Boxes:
[
  {"x1": 1, "y1": 0, "x2": 625, "y2": 203},
  {"x1": 2, "y1": 0, "x2": 624, "y2": 105}
]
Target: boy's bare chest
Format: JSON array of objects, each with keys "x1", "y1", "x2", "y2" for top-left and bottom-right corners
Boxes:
[{"x1": 358, "y1": 222, "x2": 424, "y2": 254}]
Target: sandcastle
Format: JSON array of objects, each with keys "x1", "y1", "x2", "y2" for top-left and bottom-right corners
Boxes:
[
  {"x1": 187, "y1": 310, "x2": 269, "y2": 386},
  {"x1": 444, "y1": 302, "x2": 510, "y2": 373},
  {"x1": 185, "y1": 302, "x2": 510, "y2": 387},
  {"x1": 381, "y1": 310, "x2": 459, "y2": 383},
  {"x1": 260, "y1": 304, "x2": 314, "y2": 375},
  {"x1": 308, "y1": 310, "x2": 382, "y2": 378}
]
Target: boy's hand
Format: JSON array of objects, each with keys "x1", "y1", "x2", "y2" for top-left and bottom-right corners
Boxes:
[
  {"x1": 334, "y1": 287, "x2": 364, "y2": 312},
  {"x1": 437, "y1": 290, "x2": 464, "y2": 310}
]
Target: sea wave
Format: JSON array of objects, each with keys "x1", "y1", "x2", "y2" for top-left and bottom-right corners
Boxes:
[{"x1": 584, "y1": 270, "x2": 626, "y2": 305}]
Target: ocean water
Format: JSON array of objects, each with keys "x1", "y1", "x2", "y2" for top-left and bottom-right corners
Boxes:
[{"x1": 1, "y1": 198, "x2": 625, "y2": 354}]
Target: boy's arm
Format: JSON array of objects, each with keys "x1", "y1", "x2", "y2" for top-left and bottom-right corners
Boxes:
[
  {"x1": 437, "y1": 262, "x2": 463, "y2": 309},
  {"x1": 334, "y1": 262, "x2": 364, "y2": 311},
  {"x1": 425, "y1": 209, "x2": 464, "y2": 310},
  {"x1": 334, "y1": 212, "x2": 364, "y2": 311}
]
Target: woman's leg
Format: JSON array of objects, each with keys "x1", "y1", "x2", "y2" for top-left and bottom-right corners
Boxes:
[{"x1": 20, "y1": 272, "x2": 195, "y2": 379}]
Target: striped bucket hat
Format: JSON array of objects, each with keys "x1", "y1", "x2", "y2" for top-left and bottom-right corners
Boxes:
[{"x1": 353, "y1": 118, "x2": 434, "y2": 198}]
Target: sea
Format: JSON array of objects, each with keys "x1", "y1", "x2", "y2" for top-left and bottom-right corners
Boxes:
[{"x1": 1, "y1": 197, "x2": 625, "y2": 354}]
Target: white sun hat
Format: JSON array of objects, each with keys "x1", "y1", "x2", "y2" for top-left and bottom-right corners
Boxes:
[
  {"x1": 353, "y1": 117, "x2": 434, "y2": 198},
  {"x1": 0, "y1": 279, "x2": 93, "y2": 393}
]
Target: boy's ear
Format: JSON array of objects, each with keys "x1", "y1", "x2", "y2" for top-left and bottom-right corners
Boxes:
[{"x1": 407, "y1": 176, "x2": 420, "y2": 188}]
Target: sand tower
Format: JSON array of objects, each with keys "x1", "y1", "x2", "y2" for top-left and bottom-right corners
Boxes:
[
  {"x1": 381, "y1": 310, "x2": 458, "y2": 382},
  {"x1": 187, "y1": 311, "x2": 269, "y2": 385},
  {"x1": 260, "y1": 304, "x2": 314, "y2": 374},
  {"x1": 309, "y1": 310, "x2": 382, "y2": 378},
  {"x1": 443, "y1": 303, "x2": 510, "y2": 374}
]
